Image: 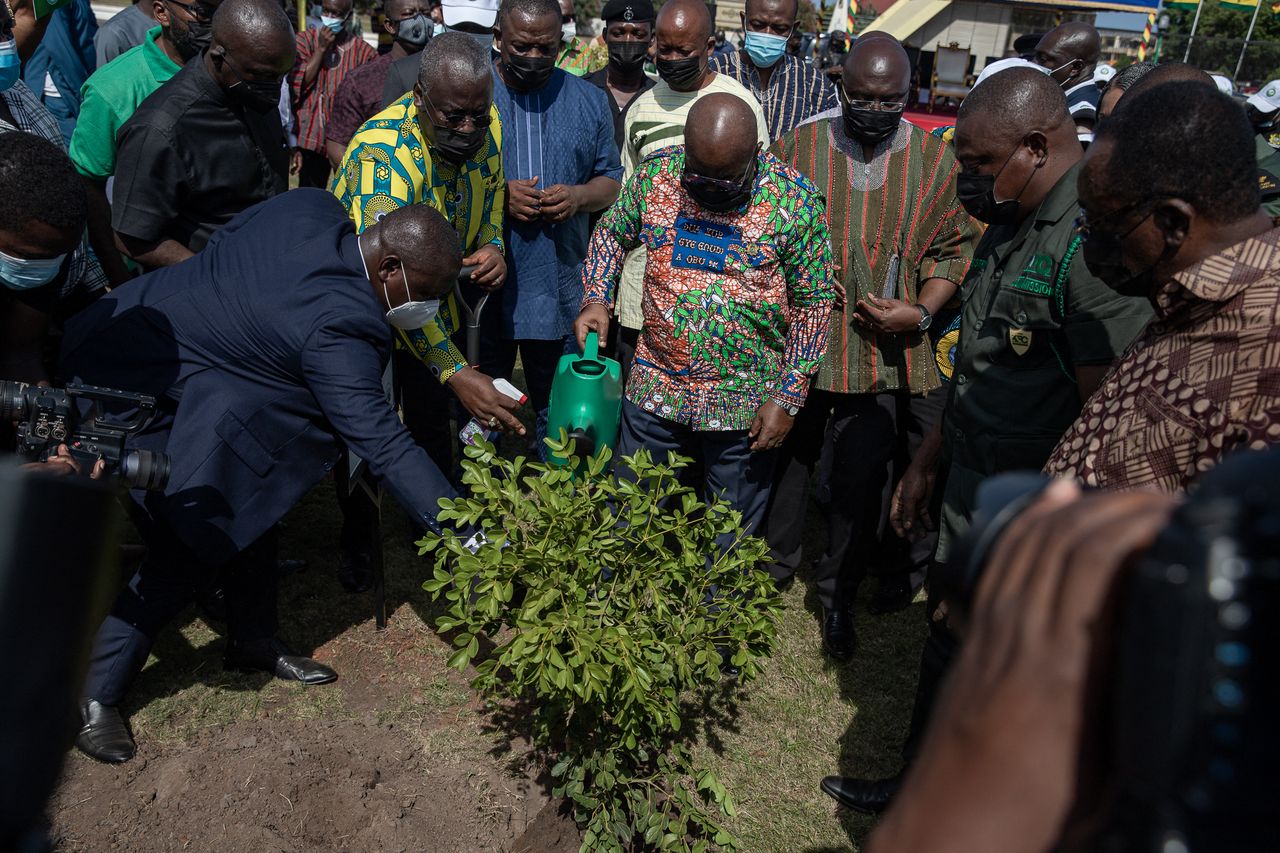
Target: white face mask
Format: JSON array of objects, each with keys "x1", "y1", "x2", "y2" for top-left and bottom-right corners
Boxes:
[
  {"x1": 561, "y1": 22, "x2": 576, "y2": 44},
  {"x1": 382, "y1": 262, "x2": 440, "y2": 329}
]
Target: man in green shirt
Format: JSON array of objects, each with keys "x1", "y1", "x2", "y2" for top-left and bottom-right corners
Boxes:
[
  {"x1": 822, "y1": 67, "x2": 1152, "y2": 816},
  {"x1": 68, "y1": 0, "x2": 222, "y2": 283}
]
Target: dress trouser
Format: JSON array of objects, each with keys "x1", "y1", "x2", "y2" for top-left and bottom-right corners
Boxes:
[
  {"x1": 615, "y1": 400, "x2": 776, "y2": 542},
  {"x1": 337, "y1": 347, "x2": 457, "y2": 555},
  {"x1": 478, "y1": 335, "x2": 568, "y2": 452},
  {"x1": 764, "y1": 390, "x2": 944, "y2": 611},
  {"x1": 83, "y1": 511, "x2": 278, "y2": 707},
  {"x1": 296, "y1": 149, "x2": 332, "y2": 189}
]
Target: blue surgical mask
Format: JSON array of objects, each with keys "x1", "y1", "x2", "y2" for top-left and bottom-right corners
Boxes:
[
  {"x1": 0, "y1": 37, "x2": 20, "y2": 92},
  {"x1": 321, "y1": 14, "x2": 347, "y2": 33},
  {"x1": 0, "y1": 248, "x2": 66, "y2": 290},
  {"x1": 743, "y1": 31, "x2": 788, "y2": 69}
]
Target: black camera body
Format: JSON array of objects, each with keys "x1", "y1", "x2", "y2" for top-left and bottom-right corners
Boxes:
[
  {"x1": 952, "y1": 452, "x2": 1280, "y2": 852},
  {"x1": 1, "y1": 380, "x2": 170, "y2": 491}
]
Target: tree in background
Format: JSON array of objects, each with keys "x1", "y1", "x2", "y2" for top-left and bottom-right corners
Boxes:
[{"x1": 1165, "y1": 0, "x2": 1280, "y2": 84}]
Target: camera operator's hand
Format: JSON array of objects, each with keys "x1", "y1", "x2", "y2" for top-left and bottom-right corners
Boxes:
[
  {"x1": 868, "y1": 482, "x2": 1178, "y2": 853},
  {"x1": 23, "y1": 444, "x2": 107, "y2": 479}
]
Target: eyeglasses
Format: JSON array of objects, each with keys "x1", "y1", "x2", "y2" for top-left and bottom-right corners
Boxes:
[
  {"x1": 1074, "y1": 196, "x2": 1167, "y2": 239},
  {"x1": 843, "y1": 97, "x2": 907, "y2": 112},
  {"x1": 681, "y1": 153, "x2": 757, "y2": 193},
  {"x1": 165, "y1": 0, "x2": 216, "y2": 22},
  {"x1": 423, "y1": 91, "x2": 492, "y2": 129}
]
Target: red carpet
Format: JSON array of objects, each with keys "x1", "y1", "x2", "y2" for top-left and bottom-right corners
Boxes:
[{"x1": 904, "y1": 110, "x2": 957, "y2": 132}]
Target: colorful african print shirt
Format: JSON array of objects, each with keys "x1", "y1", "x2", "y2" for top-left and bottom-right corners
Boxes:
[
  {"x1": 581, "y1": 148, "x2": 837, "y2": 430},
  {"x1": 556, "y1": 36, "x2": 606, "y2": 77},
  {"x1": 772, "y1": 117, "x2": 980, "y2": 395},
  {"x1": 1044, "y1": 224, "x2": 1280, "y2": 494},
  {"x1": 332, "y1": 93, "x2": 505, "y2": 382},
  {"x1": 710, "y1": 50, "x2": 838, "y2": 141}
]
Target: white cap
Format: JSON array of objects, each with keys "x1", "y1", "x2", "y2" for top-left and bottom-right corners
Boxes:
[
  {"x1": 973, "y1": 57, "x2": 1050, "y2": 90},
  {"x1": 1210, "y1": 74, "x2": 1234, "y2": 96},
  {"x1": 1247, "y1": 79, "x2": 1280, "y2": 114},
  {"x1": 1093, "y1": 64, "x2": 1116, "y2": 85},
  {"x1": 441, "y1": 0, "x2": 498, "y2": 29}
]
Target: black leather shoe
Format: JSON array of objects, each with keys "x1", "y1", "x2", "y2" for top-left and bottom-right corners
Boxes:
[
  {"x1": 337, "y1": 551, "x2": 372, "y2": 593},
  {"x1": 820, "y1": 774, "x2": 902, "y2": 815},
  {"x1": 869, "y1": 574, "x2": 917, "y2": 615},
  {"x1": 76, "y1": 700, "x2": 136, "y2": 764},
  {"x1": 225, "y1": 638, "x2": 338, "y2": 685},
  {"x1": 822, "y1": 607, "x2": 857, "y2": 661}
]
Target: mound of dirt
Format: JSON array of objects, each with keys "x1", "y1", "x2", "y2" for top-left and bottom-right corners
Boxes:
[{"x1": 49, "y1": 716, "x2": 544, "y2": 852}]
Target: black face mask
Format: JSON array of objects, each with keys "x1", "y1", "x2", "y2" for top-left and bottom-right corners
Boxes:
[
  {"x1": 842, "y1": 104, "x2": 902, "y2": 147},
  {"x1": 230, "y1": 79, "x2": 281, "y2": 112},
  {"x1": 656, "y1": 55, "x2": 703, "y2": 91},
  {"x1": 682, "y1": 159, "x2": 756, "y2": 213},
  {"x1": 430, "y1": 124, "x2": 486, "y2": 163},
  {"x1": 956, "y1": 147, "x2": 1030, "y2": 225},
  {"x1": 608, "y1": 40, "x2": 648, "y2": 72},
  {"x1": 1081, "y1": 209, "x2": 1166, "y2": 298},
  {"x1": 172, "y1": 19, "x2": 211, "y2": 61},
  {"x1": 503, "y1": 53, "x2": 555, "y2": 91}
]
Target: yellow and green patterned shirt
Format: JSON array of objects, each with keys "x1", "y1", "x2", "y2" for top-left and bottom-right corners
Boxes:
[
  {"x1": 556, "y1": 36, "x2": 606, "y2": 77},
  {"x1": 332, "y1": 93, "x2": 505, "y2": 382}
]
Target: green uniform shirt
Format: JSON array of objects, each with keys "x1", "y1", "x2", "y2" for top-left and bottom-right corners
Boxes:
[
  {"x1": 1255, "y1": 134, "x2": 1280, "y2": 217},
  {"x1": 935, "y1": 162, "x2": 1152, "y2": 561},
  {"x1": 69, "y1": 27, "x2": 181, "y2": 181}
]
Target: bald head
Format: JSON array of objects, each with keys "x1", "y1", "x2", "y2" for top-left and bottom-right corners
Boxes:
[
  {"x1": 657, "y1": 0, "x2": 714, "y2": 44},
  {"x1": 744, "y1": 0, "x2": 797, "y2": 21},
  {"x1": 958, "y1": 65, "x2": 1073, "y2": 145},
  {"x1": 1122, "y1": 62, "x2": 1214, "y2": 105},
  {"x1": 1034, "y1": 21, "x2": 1100, "y2": 88},
  {"x1": 211, "y1": 0, "x2": 294, "y2": 64},
  {"x1": 685, "y1": 93, "x2": 759, "y2": 178},
  {"x1": 842, "y1": 35, "x2": 910, "y2": 100},
  {"x1": 371, "y1": 203, "x2": 461, "y2": 300}
]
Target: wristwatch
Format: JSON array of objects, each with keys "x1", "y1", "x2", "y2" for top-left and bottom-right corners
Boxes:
[{"x1": 914, "y1": 303, "x2": 933, "y2": 332}]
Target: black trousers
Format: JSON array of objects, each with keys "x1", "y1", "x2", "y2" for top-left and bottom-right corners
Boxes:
[
  {"x1": 763, "y1": 389, "x2": 943, "y2": 611},
  {"x1": 296, "y1": 149, "x2": 332, "y2": 189},
  {"x1": 478, "y1": 335, "x2": 566, "y2": 451},
  {"x1": 83, "y1": 512, "x2": 278, "y2": 706},
  {"x1": 337, "y1": 348, "x2": 457, "y2": 555}
]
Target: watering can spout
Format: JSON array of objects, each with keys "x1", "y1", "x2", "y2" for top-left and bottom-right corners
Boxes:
[{"x1": 547, "y1": 332, "x2": 623, "y2": 468}]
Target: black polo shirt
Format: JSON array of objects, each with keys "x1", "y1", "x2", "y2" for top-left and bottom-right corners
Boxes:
[
  {"x1": 586, "y1": 67, "x2": 656, "y2": 153},
  {"x1": 112, "y1": 54, "x2": 289, "y2": 254}
]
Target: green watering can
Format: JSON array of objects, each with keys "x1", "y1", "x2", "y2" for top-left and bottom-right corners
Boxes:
[{"x1": 546, "y1": 331, "x2": 622, "y2": 466}]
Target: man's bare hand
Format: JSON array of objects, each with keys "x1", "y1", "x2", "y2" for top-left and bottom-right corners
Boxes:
[
  {"x1": 506, "y1": 177, "x2": 541, "y2": 222},
  {"x1": 23, "y1": 444, "x2": 106, "y2": 479},
  {"x1": 748, "y1": 400, "x2": 794, "y2": 452},
  {"x1": 869, "y1": 482, "x2": 1178, "y2": 853},
  {"x1": 446, "y1": 367, "x2": 525, "y2": 435},
  {"x1": 890, "y1": 458, "x2": 937, "y2": 540},
  {"x1": 539, "y1": 184, "x2": 581, "y2": 223},
  {"x1": 462, "y1": 244, "x2": 506, "y2": 290},
  {"x1": 317, "y1": 23, "x2": 338, "y2": 51},
  {"x1": 574, "y1": 303, "x2": 610, "y2": 351},
  {"x1": 854, "y1": 296, "x2": 923, "y2": 335}
]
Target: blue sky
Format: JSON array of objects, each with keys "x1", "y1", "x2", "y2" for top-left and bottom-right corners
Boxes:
[{"x1": 1091, "y1": 12, "x2": 1150, "y2": 31}]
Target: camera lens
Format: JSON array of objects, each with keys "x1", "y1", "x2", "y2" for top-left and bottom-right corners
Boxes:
[
  {"x1": 119, "y1": 450, "x2": 171, "y2": 492},
  {"x1": 0, "y1": 380, "x2": 29, "y2": 422}
]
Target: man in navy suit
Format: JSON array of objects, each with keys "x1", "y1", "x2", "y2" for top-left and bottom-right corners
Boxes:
[{"x1": 61, "y1": 188, "x2": 464, "y2": 763}]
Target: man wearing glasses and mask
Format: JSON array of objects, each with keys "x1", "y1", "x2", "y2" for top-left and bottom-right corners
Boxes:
[
  {"x1": 333, "y1": 31, "x2": 524, "y2": 583},
  {"x1": 111, "y1": 0, "x2": 293, "y2": 269},
  {"x1": 822, "y1": 67, "x2": 1150, "y2": 817},
  {"x1": 575, "y1": 93, "x2": 835, "y2": 537}
]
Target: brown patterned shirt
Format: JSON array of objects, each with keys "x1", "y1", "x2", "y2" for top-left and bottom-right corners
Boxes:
[{"x1": 1045, "y1": 225, "x2": 1280, "y2": 493}]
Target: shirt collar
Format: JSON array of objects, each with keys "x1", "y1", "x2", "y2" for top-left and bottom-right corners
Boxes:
[
  {"x1": 1034, "y1": 162, "x2": 1084, "y2": 225},
  {"x1": 1158, "y1": 222, "x2": 1280, "y2": 316},
  {"x1": 141, "y1": 26, "x2": 182, "y2": 80},
  {"x1": 1065, "y1": 79, "x2": 1095, "y2": 98},
  {"x1": 191, "y1": 53, "x2": 228, "y2": 106}
]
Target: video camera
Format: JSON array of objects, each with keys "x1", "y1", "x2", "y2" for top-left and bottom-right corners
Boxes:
[
  {"x1": 949, "y1": 453, "x2": 1280, "y2": 853},
  {"x1": 0, "y1": 380, "x2": 170, "y2": 492}
]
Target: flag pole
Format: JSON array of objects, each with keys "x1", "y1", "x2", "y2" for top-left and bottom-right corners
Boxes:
[
  {"x1": 1184, "y1": 0, "x2": 1207, "y2": 62},
  {"x1": 1233, "y1": 1, "x2": 1264, "y2": 82}
]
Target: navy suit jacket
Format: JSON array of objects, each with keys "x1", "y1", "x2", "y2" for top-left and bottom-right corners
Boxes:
[{"x1": 62, "y1": 189, "x2": 456, "y2": 562}]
